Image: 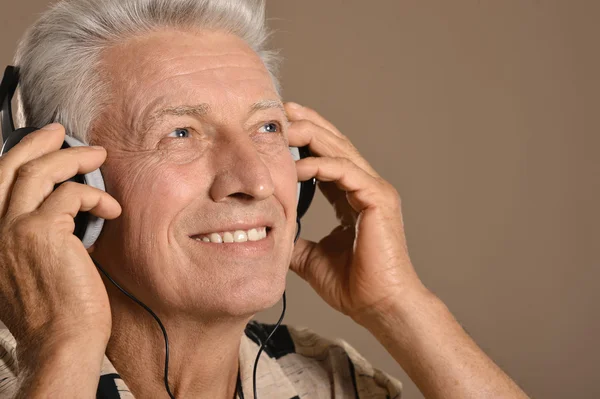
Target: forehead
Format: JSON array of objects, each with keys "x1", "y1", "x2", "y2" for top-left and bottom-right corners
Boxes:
[{"x1": 100, "y1": 29, "x2": 278, "y2": 120}]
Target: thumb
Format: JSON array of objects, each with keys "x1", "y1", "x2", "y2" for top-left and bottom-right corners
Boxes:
[{"x1": 290, "y1": 237, "x2": 317, "y2": 282}]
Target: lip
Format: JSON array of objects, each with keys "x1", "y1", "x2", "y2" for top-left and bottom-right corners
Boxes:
[{"x1": 189, "y1": 220, "x2": 274, "y2": 238}]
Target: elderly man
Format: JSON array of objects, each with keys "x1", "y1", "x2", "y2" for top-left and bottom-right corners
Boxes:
[{"x1": 0, "y1": 0, "x2": 529, "y2": 398}]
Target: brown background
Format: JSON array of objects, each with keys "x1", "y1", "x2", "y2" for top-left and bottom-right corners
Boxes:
[{"x1": 1, "y1": 1, "x2": 598, "y2": 398}]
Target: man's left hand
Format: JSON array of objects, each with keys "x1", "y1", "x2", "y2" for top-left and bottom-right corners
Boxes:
[{"x1": 286, "y1": 102, "x2": 426, "y2": 322}]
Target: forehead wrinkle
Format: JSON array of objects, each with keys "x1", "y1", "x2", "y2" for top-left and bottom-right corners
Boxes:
[{"x1": 129, "y1": 67, "x2": 277, "y2": 135}]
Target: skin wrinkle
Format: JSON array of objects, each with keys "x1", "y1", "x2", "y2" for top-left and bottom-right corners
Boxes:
[
  {"x1": 117, "y1": 56, "x2": 268, "y2": 106},
  {"x1": 139, "y1": 99, "x2": 284, "y2": 141},
  {"x1": 141, "y1": 103, "x2": 211, "y2": 142},
  {"x1": 122, "y1": 74, "x2": 283, "y2": 144},
  {"x1": 87, "y1": 28, "x2": 297, "y2": 398},
  {"x1": 100, "y1": 34, "x2": 267, "y2": 145}
]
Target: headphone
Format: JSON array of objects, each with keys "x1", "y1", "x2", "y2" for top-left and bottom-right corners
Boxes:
[
  {"x1": 0, "y1": 65, "x2": 316, "y2": 249},
  {"x1": 0, "y1": 64, "x2": 316, "y2": 398}
]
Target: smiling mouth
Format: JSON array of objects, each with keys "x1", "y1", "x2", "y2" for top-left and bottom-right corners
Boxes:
[{"x1": 191, "y1": 226, "x2": 272, "y2": 244}]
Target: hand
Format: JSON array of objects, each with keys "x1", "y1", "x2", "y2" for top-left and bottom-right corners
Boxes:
[
  {"x1": 286, "y1": 103, "x2": 425, "y2": 322},
  {"x1": 0, "y1": 124, "x2": 121, "y2": 358}
]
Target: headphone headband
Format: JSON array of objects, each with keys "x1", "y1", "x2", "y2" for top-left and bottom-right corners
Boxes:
[{"x1": 0, "y1": 66, "x2": 19, "y2": 142}]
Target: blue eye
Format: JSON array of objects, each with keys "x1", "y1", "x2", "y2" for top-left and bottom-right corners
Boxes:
[
  {"x1": 168, "y1": 128, "x2": 191, "y2": 138},
  {"x1": 259, "y1": 122, "x2": 280, "y2": 133}
]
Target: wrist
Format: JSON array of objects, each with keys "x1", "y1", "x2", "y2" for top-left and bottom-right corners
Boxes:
[
  {"x1": 351, "y1": 283, "x2": 441, "y2": 332},
  {"x1": 16, "y1": 331, "x2": 109, "y2": 398},
  {"x1": 18, "y1": 323, "x2": 110, "y2": 370}
]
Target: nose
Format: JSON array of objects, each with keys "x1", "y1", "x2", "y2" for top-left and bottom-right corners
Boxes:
[{"x1": 209, "y1": 137, "x2": 275, "y2": 204}]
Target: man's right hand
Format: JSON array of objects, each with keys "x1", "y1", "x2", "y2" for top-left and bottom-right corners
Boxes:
[{"x1": 0, "y1": 123, "x2": 121, "y2": 366}]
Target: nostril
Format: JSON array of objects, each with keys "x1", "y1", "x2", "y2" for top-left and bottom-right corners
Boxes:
[{"x1": 230, "y1": 192, "x2": 254, "y2": 201}]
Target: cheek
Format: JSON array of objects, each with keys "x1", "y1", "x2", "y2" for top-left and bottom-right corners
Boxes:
[
  {"x1": 103, "y1": 154, "x2": 201, "y2": 224},
  {"x1": 270, "y1": 152, "x2": 299, "y2": 219}
]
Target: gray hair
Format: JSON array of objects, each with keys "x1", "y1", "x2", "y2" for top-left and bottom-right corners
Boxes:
[{"x1": 13, "y1": 0, "x2": 281, "y2": 144}]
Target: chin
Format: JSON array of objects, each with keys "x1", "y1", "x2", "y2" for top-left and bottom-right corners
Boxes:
[{"x1": 209, "y1": 271, "x2": 288, "y2": 318}]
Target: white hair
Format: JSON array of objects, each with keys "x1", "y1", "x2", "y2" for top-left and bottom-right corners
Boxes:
[{"x1": 13, "y1": 0, "x2": 281, "y2": 144}]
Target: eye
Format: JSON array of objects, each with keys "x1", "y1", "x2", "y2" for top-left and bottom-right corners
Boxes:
[
  {"x1": 258, "y1": 122, "x2": 280, "y2": 134},
  {"x1": 167, "y1": 128, "x2": 191, "y2": 138}
]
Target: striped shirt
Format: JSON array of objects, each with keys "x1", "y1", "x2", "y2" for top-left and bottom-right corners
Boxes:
[{"x1": 0, "y1": 322, "x2": 402, "y2": 398}]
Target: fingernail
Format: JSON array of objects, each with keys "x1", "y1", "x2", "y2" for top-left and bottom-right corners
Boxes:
[
  {"x1": 41, "y1": 123, "x2": 62, "y2": 131},
  {"x1": 287, "y1": 102, "x2": 302, "y2": 109},
  {"x1": 90, "y1": 146, "x2": 105, "y2": 151}
]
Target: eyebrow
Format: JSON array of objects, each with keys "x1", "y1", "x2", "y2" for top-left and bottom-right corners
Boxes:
[
  {"x1": 142, "y1": 103, "x2": 210, "y2": 133},
  {"x1": 140, "y1": 99, "x2": 285, "y2": 134},
  {"x1": 249, "y1": 99, "x2": 285, "y2": 115}
]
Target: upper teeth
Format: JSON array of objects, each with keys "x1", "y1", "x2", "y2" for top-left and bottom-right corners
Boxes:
[{"x1": 195, "y1": 227, "x2": 268, "y2": 244}]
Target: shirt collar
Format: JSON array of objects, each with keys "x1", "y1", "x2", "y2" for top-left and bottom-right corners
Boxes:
[{"x1": 98, "y1": 333, "x2": 299, "y2": 399}]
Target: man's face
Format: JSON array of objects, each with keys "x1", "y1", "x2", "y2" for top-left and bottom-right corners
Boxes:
[{"x1": 91, "y1": 29, "x2": 298, "y2": 317}]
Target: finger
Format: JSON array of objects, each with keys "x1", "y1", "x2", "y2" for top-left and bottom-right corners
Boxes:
[
  {"x1": 287, "y1": 113, "x2": 382, "y2": 219},
  {"x1": 0, "y1": 124, "x2": 66, "y2": 216},
  {"x1": 318, "y1": 181, "x2": 359, "y2": 227},
  {"x1": 6, "y1": 146, "x2": 107, "y2": 218},
  {"x1": 285, "y1": 102, "x2": 344, "y2": 138},
  {"x1": 38, "y1": 181, "x2": 122, "y2": 224},
  {"x1": 288, "y1": 119, "x2": 380, "y2": 179},
  {"x1": 286, "y1": 112, "x2": 381, "y2": 180},
  {"x1": 289, "y1": 237, "x2": 317, "y2": 281},
  {"x1": 290, "y1": 228, "x2": 354, "y2": 286},
  {"x1": 287, "y1": 119, "x2": 348, "y2": 156},
  {"x1": 287, "y1": 117, "x2": 380, "y2": 208},
  {"x1": 296, "y1": 157, "x2": 397, "y2": 213}
]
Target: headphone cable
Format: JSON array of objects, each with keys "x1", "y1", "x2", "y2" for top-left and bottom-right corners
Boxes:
[
  {"x1": 251, "y1": 218, "x2": 300, "y2": 398},
  {"x1": 92, "y1": 257, "x2": 176, "y2": 399},
  {"x1": 91, "y1": 218, "x2": 301, "y2": 399}
]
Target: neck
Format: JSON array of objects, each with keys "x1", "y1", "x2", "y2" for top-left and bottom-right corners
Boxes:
[{"x1": 106, "y1": 295, "x2": 250, "y2": 399}]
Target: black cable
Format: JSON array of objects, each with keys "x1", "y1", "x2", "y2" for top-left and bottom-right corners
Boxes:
[
  {"x1": 252, "y1": 292, "x2": 287, "y2": 399},
  {"x1": 236, "y1": 368, "x2": 244, "y2": 399},
  {"x1": 251, "y1": 218, "x2": 301, "y2": 399},
  {"x1": 91, "y1": 218, "x2": 302, "y2": 399},
  {"x1": 294, "y1": 217, "x2": 302, "y2": 244},
  {"x1": 91, "y1": 257, "x2": 176, "y2": 399}
]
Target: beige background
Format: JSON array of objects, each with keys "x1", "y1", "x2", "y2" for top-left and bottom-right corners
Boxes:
[{"x1": 1, "y1": 1, "x2": 599, "y2": 398}]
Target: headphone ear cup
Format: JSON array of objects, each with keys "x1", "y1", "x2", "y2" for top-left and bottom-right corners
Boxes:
[
  {"x1": 1, "y1": 127, "x2": 38, "y2": 155},
  {"x1": 289, "y1": 146, "x2": 302, "y2": 205},
  {"x1": 63, "y1": 136, "x2": 106, "y2": 249},
  {"x1": 289, "y1": 146, "x2": 316, "y2": 220},
  {"x1": 1, "y1": 67, "x2": 103, "y2": 248},
  {"x1": 1, "y1": 130, "x2": 105, "y2": 249}
]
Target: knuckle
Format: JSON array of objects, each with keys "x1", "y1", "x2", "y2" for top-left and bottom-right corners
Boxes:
[
  {"x1": 12, "y1": 216, "x2": 41, "y2": 240},
  {"x1": 67, "y1": 146, "x2": 93, "y2": 155},
  {"x1": 56, "y1": 181, "x2": 82, "y2": 194},
  {"x1": 52, "y1": 182, "x2": 90, "y2": 204},
  {"x1": 383, "y1": 182, "x2": 402, "y2": 206},
  {"x1": 17, "y1": 160, "x2": 44, "y2": 179},
  {"x1": 15, "y1": 132, "x2": 36, "y2": 151},
  {"x1": 11, "y1": 212, "x2": 72, "y2": 241},
  {"x1": 294, "y1": 119, "x2": 315, "y2": 131},
  {"x1": 339, "y1": 157, "x2": 354, "y2": 167},
  {"x1": 303, "y1": 105, "x2": 319, "y2": 117},
  {"x1": 48, "y1": 212, "x2": 76, "y2": 228},
  {"x1": 343, "y1": 137, "x2": 358, "y2": 152},
  {"x1": 333, "y1": 133, "x2": 355, "y2": 151}
]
